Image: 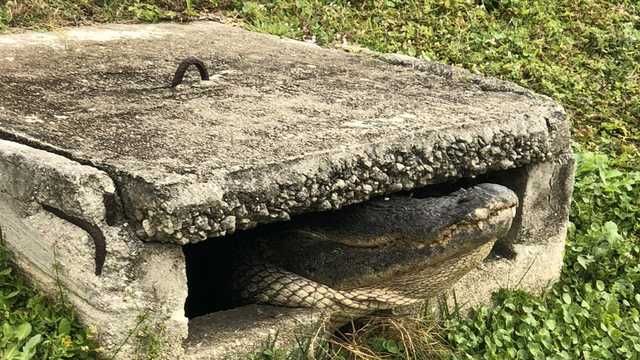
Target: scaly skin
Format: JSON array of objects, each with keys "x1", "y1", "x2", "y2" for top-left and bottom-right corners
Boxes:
[{"x1": 234, "y1": 183, "x2": 518, "y2": 317}]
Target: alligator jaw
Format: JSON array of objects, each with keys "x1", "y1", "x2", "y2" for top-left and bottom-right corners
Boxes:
[
  {"x1": 333, "y1": 192, "x2": 517, "y2": 295},
  {"x1": 359, "y1": 202, "x2": 516, "y2": 302},
  {"x1": 424, "y1": 183, "x2": 518, "y2": 254},
  {"x1": 259, "y1": 183, "x2": 519, "y2": 291}
]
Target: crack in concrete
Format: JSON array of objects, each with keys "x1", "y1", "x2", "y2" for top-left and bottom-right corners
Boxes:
[
  {"x1": 0, "y1": 133, "x2": 124, "y2": 275},
  {"x1": 0, "y1": 128, "x2": 128, "y2": 214}
]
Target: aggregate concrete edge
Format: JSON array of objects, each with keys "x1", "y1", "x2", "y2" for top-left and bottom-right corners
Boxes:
[
  {"x1": 2, "y1": 108, "x2": 568, "y2": 248},
  {"x1": 115, "y1": 46, "x2": 571, "y2": 245},
  {"x1": 125, "y1": 111, "x2": 569, "y2": 246}
]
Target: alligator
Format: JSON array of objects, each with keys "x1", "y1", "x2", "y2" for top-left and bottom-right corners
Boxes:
[{"x1": 232, "y1": 183, "x2": 517, "y2": 317}]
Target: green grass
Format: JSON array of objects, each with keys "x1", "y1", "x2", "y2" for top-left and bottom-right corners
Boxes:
[
  {"x1": 445, "y1": 152, "x2": 640, "y2": 359},
  {"x1": 0, "y1": 231, "x2": 97, "y2": 359},
  {"x1": 1, "y1": 0, "x2": 639, "y2": 359}
]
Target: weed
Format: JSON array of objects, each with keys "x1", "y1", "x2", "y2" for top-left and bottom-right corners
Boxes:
[
  {"x1": 445, "y1": 153, "x2": 640, "y2": 359},
  {"x1": 247, "y1": 315, "x2": 450, "y2": 360},
  {"x1": 134, "y1": 317, "x2": 166, "y2": 360},
  {"x1": 127, "y1": 3, "x2": 176, "y2": 23},
  {"x1": 0, "y1": 228, "x2": 97, "y2": 358},
  {"x1": 331, "y1": 317, "x2": 450, "y2": 360}
]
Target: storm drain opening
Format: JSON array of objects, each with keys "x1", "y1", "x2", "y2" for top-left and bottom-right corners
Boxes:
[
  {"x1": 182, "y1": 166, "x2": 528, "y2": 322},
  {"x1": 183, "y1": 234, "x2": 237, "y2": 319},
  {"x1": 183, "y1": 221, "x2": 299, "y2": 318},
  {"x1": 182, "y1": 223, "x2": 328, "y2": 355}
]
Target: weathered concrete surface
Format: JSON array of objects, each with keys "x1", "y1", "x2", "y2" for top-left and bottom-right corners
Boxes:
[
  {"x1": 0, "y1": 21, "x2": 569, "y2": 245},
  {"x1": 447, "y1": 233, "x2": 567, "y2": 311},
  {"x1": 0, "y1": 140, "x2": 188, "y2": 359},
  {"x1": 185, "y1": 305, "x2": 326, "y2": 360}
]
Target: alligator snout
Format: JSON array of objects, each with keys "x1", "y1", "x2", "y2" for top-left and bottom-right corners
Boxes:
[
  {"x1": 237, "y1": 183, "x2": 519, "y2": 312},
  {"x1": 461, "y1": 183, "x2": 519, "y2": 221},
  {"x1": 431, "y1": 183, "x2": 518, "y2": 253}
]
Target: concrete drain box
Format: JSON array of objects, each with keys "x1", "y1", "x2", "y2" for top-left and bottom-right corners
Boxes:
[{"x1": 0, "y1": 22, "x2": 574, "y2": 359}]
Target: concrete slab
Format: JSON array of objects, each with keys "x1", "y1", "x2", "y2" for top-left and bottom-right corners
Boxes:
[
  {"x1": 0, "y1": 22, "x2": 574, "y2": 359},
  {"x1": 185, "y1": 305, "x2": 326, "y2": 360},
  {"x1": 0, "y1": 21, "x2": 568, "y2": 245}
]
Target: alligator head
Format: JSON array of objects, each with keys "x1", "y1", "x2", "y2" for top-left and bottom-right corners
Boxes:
[{"x1": 252, "y1": 183, "x2": 518, "y2": 305}]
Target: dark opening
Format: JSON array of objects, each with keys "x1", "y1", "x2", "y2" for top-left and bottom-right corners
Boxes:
[
  {"x1": 183, "y1": 167, "x2": 527, "y2": 319},
  {"x1": 183, "y1": 223, "x2": 295, "y2": 319},
  {"x1": 183, "y1": 234, "x2": 237, "y2": 318}
]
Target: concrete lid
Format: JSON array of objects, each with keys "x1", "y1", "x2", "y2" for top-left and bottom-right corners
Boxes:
[{"x1": 0, "y1": 22, "x2": 568, "y2": 244}]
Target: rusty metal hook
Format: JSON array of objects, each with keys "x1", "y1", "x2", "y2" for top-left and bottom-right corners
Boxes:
[{"x1": 170, "y1": 56, "x2": 210, "y2": 88}]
